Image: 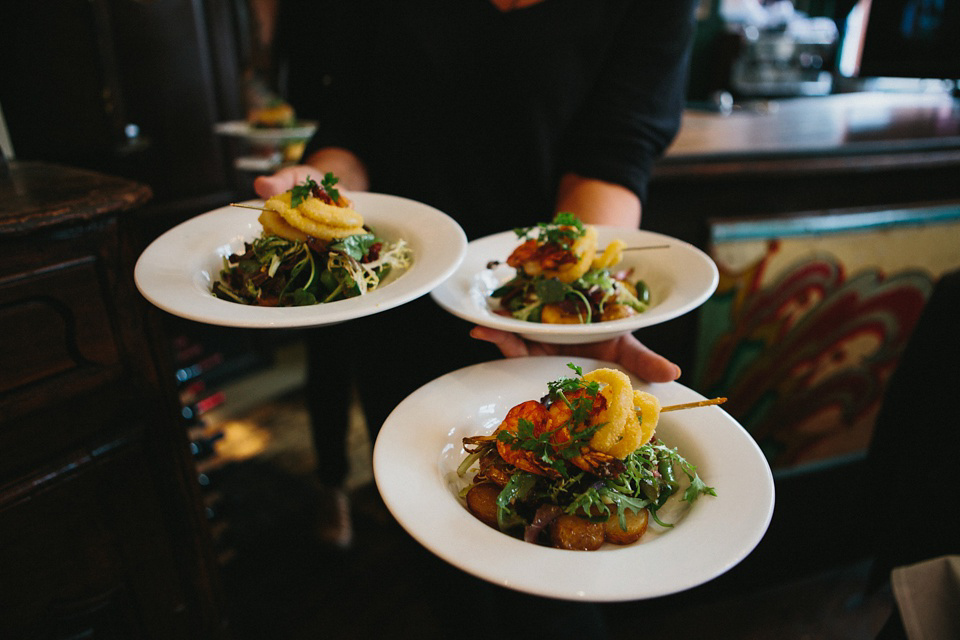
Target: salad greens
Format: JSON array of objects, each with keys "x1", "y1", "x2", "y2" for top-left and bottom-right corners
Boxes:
[
  {"x1": 459, "y1": 363, "x2": 715, "y2": 539},
  {"x1": 212, "y1": 230, "x2": 411, "y2": 306},
  {"x1": 492, "y1": 213, "x2": 650, "y2": 323}
]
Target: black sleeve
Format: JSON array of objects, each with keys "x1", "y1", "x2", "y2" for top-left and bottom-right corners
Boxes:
[{"x1": 560, "y1": 0, "x2": 697, "y2": 204}]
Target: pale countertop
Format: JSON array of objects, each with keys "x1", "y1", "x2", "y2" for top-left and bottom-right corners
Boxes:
[{"x1": 666, "y1": 90, "x2": 960, "y2": 159}]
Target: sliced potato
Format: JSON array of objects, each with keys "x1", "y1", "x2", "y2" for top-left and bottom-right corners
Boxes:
[
  {"x1": 549, "y1": 514, "x2": 604, "y2": 551},
  {"x1": 465, "y1": 482, "x2": 501, "y2": 529},
  {"x1": 603, "y1": 508, "x2": 649, "y2": 545}
]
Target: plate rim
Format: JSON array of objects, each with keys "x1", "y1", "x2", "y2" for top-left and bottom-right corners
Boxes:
[{"x1": 213, "y1": 119, "x2": 318, "y2": 140}]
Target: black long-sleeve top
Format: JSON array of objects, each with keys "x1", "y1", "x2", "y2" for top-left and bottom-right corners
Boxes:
[{"x1": 282, "y1": 0, "x2": 697, "y2": 240}]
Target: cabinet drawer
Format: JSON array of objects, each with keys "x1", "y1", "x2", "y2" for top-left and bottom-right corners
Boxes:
[{"x1": 0, "y1": 256, "x2": 121, "y2": 416}]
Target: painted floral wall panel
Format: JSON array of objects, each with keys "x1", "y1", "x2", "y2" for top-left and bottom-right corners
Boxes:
[{"x1": 694, "y1": 205, "x2": 960, "y2": 471}]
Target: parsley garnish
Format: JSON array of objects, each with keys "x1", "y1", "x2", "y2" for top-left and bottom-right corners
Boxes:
[
  {"x1": 289, "y1": 173, "x2": 342, "y2": 207},
  {"x1": 496, "y1": 364, "x2": 602, "y2": 477},
  {"x1": 290, "y1": 177, "x2": 317, "y2": 208},
  {"x1": 514, "y1": 212, "x2": 586, "y2": 249},
  {"x1": 321, "y1": 172, "x2": 341, "y2": 202}
]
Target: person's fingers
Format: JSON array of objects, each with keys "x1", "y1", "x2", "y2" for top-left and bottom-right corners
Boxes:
[
  {"x1": 470, "y1": 327, "x2": 679, "y2": 383},
  {"x1": 469, "y1": 326, "x2": 531, "y2": 358},
  {"x1": 252, "y1": 165, "x2": 319, "y2": 199},
  {"x1": 252, "y1": 174, "x2": 288, "y2": 199},
  {"x1": 615, "y1": 333, "x2": 681, "y2": 383}
]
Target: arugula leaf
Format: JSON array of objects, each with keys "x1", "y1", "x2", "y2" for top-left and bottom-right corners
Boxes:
[
  {"x1": 566, "y1": 487, "x2": 611, "y2": 522},
  {"x1": 496, "y1": 472, "x2": 538, "y2": 531},
  {"x1": 684, "y1": 474, "x2": 717, "y2": 503},
  {"x1": 597, "y1": 486, "x2": 652, "y2": 530},
  {"x1": 330, "y1": 233, "x2": 376, "y2": 260}
]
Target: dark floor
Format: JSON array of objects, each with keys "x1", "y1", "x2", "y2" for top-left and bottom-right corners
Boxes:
[{"x1": 200, "y1": 388, "x2": 899, "y2": 640}]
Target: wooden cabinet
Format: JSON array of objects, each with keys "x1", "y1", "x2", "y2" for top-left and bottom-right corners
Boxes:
[{"x1": 0, "y1": 162, "x2": 227, "y2": 639}]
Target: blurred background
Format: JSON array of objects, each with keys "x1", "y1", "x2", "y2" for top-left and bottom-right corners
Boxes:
[{"x1": 2, "y1": 1, "x2": 959, "y2": 638}]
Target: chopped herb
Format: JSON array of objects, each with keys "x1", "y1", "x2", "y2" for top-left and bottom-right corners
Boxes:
[{"x1": 290, "y1": 177, "x2": 318, "y2": 208}]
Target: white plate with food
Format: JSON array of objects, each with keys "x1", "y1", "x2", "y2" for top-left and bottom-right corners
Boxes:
[
  {"x1": 135, "y1": 191, "x2": 466, "y2": 328},
  {"x1": 373, "y1": 356, "x2": 774, "y2": 602},
  {"x1": 429, "y1": 225, "x2": 719, "y2": 344},
  {"x1": 214, "y1": 120, "x2": 317, "y2": 143}
]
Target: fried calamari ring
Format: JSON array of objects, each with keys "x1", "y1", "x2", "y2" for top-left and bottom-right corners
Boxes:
[
  {"x1": 296, "y1": 197, "x2": 364, "y2": 228},
  {"x1": 592, "y1": 238, "x2": 626, "y2": 270},
  {"x1": 264, "y1": 192, "x2": 366, "y2": 241},
  {"x1": 258, "y1": 209, "x2": 308, "y2": 242},
  {"x1": 542, "y1": 225, "x2": 598, "y2": 283},
  {"x1": 605, "y1": 390, "x2": 660, "y2": 458},
  {"x1": 633, "y1": 390, "x2": 661, "y2": 448},
  {"x1": 606, "y1": 401, "x2": 642, "y2": 459},
  {"x1": 582, "y1": 367, "x2": 633, "y2": 454}
]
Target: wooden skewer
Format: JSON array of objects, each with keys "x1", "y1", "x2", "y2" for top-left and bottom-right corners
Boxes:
[
  {"x1": 230, "y1": 203, "x2": 269, "y2": 211},
  {"x1": 661, "y1": 397, "x2": 727, "y2": 412},
  {"x1": 623, "y1": 244, "x2": 671, "y2": 251}
]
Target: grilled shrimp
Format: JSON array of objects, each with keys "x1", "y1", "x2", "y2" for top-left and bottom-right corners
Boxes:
[
  {"x1": 506, "y1": 225, "x2": 598, "y2": 284},
  {"x1": 543, "y1": 388, "x2": 621, "y2": 475},
  {"x1": 463, "y1": 368, "x2": 679, "y2": 481},
  {"x1": 463, "y1": 400, "x2": 560, "y2": 478}
]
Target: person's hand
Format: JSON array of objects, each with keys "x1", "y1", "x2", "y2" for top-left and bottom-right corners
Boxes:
[
  {"x1": 470, "y1": 326, "x2": 681, "y2": 383},
  {"x1": 252, "y1": 148, "x2": 370, "y2": 200},
  {"x1": 253, "y1": 165, "x2": 325, "y2": 199}
]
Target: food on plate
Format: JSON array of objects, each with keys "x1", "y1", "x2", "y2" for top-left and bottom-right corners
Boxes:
[
  {"x1": 212, "y1": 174, "x2": 412, "y2": 306},
  {"x1": 458, "y1": 363, "x2": 720, "y2": 550},
  {"x1": 248, "y1": 100, "x2": 296, "y2": 128},
  {"x1": 489, "y1": 213, "x2": 651, "y2": 324}
]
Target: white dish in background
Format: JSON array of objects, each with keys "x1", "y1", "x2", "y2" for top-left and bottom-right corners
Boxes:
[
  {"x1": 429, "y1": 227, "x2": 719, "y2": 344},
  {"x1": 134, "y1": 192, "x2": 466, "y2": 329},
  {"x1": 214, "y1": 120, "x2": 317, "y2": 143},
  {"x1": 373, "y1": 356, "x2": 774, "y2": 602}
]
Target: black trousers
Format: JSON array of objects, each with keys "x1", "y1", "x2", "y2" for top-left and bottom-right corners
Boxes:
[{"x1": 305, "y1": 295, "x2": 500, "y2": 487}]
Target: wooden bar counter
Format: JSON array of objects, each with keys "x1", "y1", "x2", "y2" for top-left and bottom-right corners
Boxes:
[
  {"x1": 646, "y1": 90, "x2": 960, "y2": 245},
  {"x1": 0, "y1": 161, "x2": 227, "y2": 638}
]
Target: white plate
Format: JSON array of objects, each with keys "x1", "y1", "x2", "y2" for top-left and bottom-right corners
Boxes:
[
  {"x1": 214, "y1": 120, "x2": 317, "y2": 143},
  {"x1": 373, "y1": 356, "x2": 774, "y2": 602},
  {"x1": 134, "y1": 192, "x2": 467, "y2": 328},
  {"x1": 430, "y1": 227, "x2": 719, "y2": 344}
]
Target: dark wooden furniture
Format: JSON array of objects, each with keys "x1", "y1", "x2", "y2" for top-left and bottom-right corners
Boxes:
[
  {"x1": 0, "y1": 0, "x2": 245, "y2": 220},
  {"x1": 0, "y1": 162, "x2": 227, "y2": 639}
]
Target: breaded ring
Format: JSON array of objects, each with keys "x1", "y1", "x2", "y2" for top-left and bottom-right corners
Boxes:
[
  {"x1": 258, "y1": 209, "x2": 308, "y2": 242},
  {"x1": 297, "y1": 197, "x2": 364, "y2": 229},
  {"x1": 280, "y1": 206, "x2": 366, "y2": 240},
  {"x1": 633, "y1": 390, "x2": 661, "y2": 447},
  {"x1": 606, "y1": 403, "x2": 642, "y2": 459},
  {"x1": 264, "y1": 192, "x2": 366, "y2": 240},
  {"x1": 544, "y1": 225, "x2": 598, "y2": 283},
  {"x1": 592, "y1": 238, "x2": 626, "y2": 270},
  {"x1": 583, "y1": 367, "x2": 633, "y2": 454}
]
